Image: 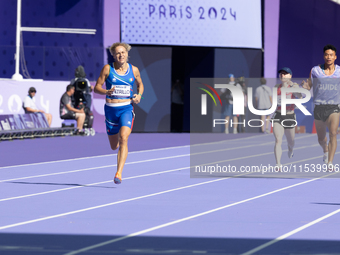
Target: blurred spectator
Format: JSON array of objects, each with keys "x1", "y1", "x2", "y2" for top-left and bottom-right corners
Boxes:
[
  {"x1": 255, "y1": 78, "x2": 273, "y2": 133},
  {"x1": 70, "y1": 65, "x2": 94, "y2": 109},
  {"x1": 23, "y1": 87, "x2": 52, "y2": 127},
  {"x1": 60, "y1": 84, "x2": 85, "y2": 134},
  {"x1": 237, "y1": 76, "x2": 247, "y2": 133},
  {"x1": 171, "y1": 79, "x2": 184, "y2": 132},
  {"x1": 220, "y1": 74, "x2": 242, "y2": 134}
]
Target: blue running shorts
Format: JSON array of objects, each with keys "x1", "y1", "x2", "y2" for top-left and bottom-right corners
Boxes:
[{"x1": 104, "y1": 103, "x2": 134, "y2": 135}]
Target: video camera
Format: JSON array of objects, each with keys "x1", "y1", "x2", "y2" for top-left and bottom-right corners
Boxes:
[
  {"x1": 73, "y1": 78, "x2": 89, "y2": 107},
  {"x1": 75, "y1": 78, "x2": 88, "y2": 92}
]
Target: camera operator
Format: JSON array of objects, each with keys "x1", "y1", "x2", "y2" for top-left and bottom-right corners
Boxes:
[
  {"x1": 71, "y1": 65, "x2": 93, "y2": 109},
  {"x1": 60, "y1": 84, "x2": 85, "y2": 134}
]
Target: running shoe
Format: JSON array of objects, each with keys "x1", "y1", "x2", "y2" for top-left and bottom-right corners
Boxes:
[
  {"x1": 275, "y1": 164, "x2": 282, "y2": 172},
  {"x1": 114, "y1": 173, "x2": 122, "y2": 184},
  {"x1": 328, "y1": 162, "x2": 334, "y2": 172},
  {"x1": 288, "y1": 149, "x2": 294, "y2": 159},
  {"x1": 323, "y1": 152, "x2": 329, "y2": 164},
  {"x1": 225, "y1": 128, "x2": 229, "y2": 134}
]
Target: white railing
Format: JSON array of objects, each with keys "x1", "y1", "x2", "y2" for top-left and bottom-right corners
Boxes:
[
  {"x1": 330, "y1": 0, "x2": 340, "y2": 5},
  {"x1": 12, "y1": 0, "x2": 96, "y2": 81}
]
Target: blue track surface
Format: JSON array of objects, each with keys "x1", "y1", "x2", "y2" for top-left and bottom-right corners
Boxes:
[{"x1": 0, "y1": 133, "x2": 340, "y2": 254}]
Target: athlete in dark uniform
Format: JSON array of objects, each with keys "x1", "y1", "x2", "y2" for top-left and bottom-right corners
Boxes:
[
  {"x1": 302, "y1": 44, "x2": 340, "y2": 170},
  {"x1": 94, "y1": 42, "x2": 144, "y2": 184}
]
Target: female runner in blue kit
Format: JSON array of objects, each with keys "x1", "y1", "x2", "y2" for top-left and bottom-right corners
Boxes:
[{"x1": 94, "y1": 42, "x2": 144, "y2": 184}]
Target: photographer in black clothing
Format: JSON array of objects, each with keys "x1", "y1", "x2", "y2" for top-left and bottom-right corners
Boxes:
[
  {"x1": 70, "y1": 65, "x2": 94, "y2": 109},
  {"x1": 70, "y1": 66, "x2": 94, "y2": 131}
]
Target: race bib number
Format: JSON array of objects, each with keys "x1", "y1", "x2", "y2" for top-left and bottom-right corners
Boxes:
[{"x1": 111, "y1": 85, "x2": 130, "y2": 97}]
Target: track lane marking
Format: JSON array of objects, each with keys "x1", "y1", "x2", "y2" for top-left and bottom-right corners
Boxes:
[{"x1": 63, "y1": 174, "x2": 331, "y2": 255}]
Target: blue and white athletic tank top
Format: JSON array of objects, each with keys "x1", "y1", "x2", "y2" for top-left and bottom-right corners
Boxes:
[
  {"x1": 311, "y1": 64, "x2": 340, "y2": 105},
  {"x1": 105, "y1": 63, "x2": 135, "y2": 100}
]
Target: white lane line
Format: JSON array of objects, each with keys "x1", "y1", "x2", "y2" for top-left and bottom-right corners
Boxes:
[
  {"x1": 0, "y1": 139, "x2": 278, "y2": 200},
  {"x1": 0, "y1": 142, "x2": 271, "y2": 183},
  {"x1": 190, "y1": 133, "x2": 272, "y2": 147},
  {"x1": 0, "y1": 145, "x2": 190, "y2": 170},
  {"x1": 2, "y1": 147, "x2": 335, "y2": 202},
  {"x1": 0, "y1": 135, "x2": 253, "y2": 170},
  {"x1": 0, "y1": 177, "x2": 231, "y2": 231},
  {"x1": 0, "y1": 139, "x2": 326, "y2": 189},
  {"x1": 0, "y1": 154, "x2": 189, "y2": 183},
  {"x1": 190, "y1": 133, "x2": 313, "y2": 147},
  {"x1": 0, "y1": 166, "x2": 189, "y2": 202},
  {"x1": 284, "y1": 151, "x2": 340, "y2": 166},
  {"x1": 241, "y1": 207, "x2": 340, "y2": 255},
  {"x1": 199, "y1": 136, "x2": 340, "y2": 168},
  {"x1": 63, "y1": 174, "x2": 329, "y2": 255},
  {"x1": 0, "y1": 134, "x2": 313, "y2": 170},
  {"x1": 191, "y1": 134, "x2": 318, "y2": 156},
  {"x1": 194, "y1": 143, "x2": 321, "y2": 168},
  {"x1": 0, "y1": 136, "x2": 318, "y2": 183}
]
